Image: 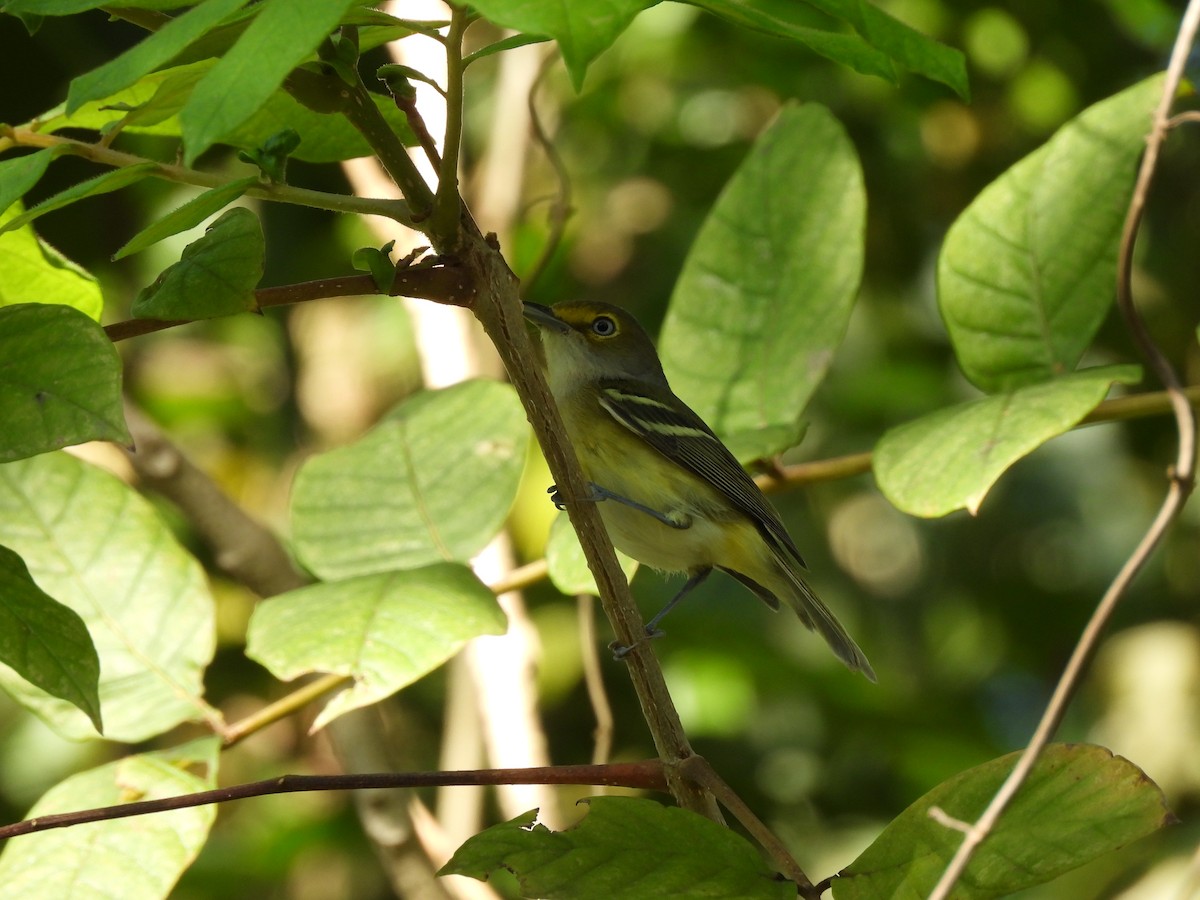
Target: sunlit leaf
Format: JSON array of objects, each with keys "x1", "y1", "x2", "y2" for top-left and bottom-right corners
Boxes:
[
  {"x1": 874, "y1": 365, "x2": 1141, "y2": 517},
  {"x1": 0, "y1": 452, "x2": 216, "y2": 741},
  {"x1": 132, "y1": 207, "x2": 264, "y2": 319},
  {"x1": 247, "y1": 564, "x2": 505, "y2": 730},
  {"x1": 0, "y1": 739, "x2": 219, "y2": 900},
  {"x1": 0, "y1": 303, "x2": 130, "y2": 461},
  {"x1": 660, "y1": 103, "x2": 864, "y2": 462},
  {"x1": 442, "y1": 797, "x2": 794, "y2": 899},
  {"x1": 179, "y1": 0, "x2": 361, "y2": 163},
  {"x1": 834, "y1": 744, "x2": 1175, "y2": 900},
  {"x1": 291, "y1": 380, "x2": 529, "y2": 580},
  {"x1": 0, "y1": 544, "x2": 101, "y2": 732},
  {"x1": 0, "y1": 204, "x2": 102, "y2": 320},
  {"x1": 938, "y1": 76, "x2": 1162, "y2": 392}
]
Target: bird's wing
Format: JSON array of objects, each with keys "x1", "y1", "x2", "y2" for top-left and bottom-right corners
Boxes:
[{"x1": 597, "y1": 381, "x2": 806, "y2": 568}]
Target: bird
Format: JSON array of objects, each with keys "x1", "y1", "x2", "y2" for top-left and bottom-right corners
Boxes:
[{"x1": 523, "y1": 299, "x2": 874, "y2": 681}]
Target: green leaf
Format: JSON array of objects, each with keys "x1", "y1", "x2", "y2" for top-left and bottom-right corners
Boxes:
[
  {"x1": 113, "y1": 177, "x2": 258, "y2": 260},
  {"x1": 463, "y1": 33, "x2": 551, "y2": 68},
  {"x1": 803, "y1": 0, "x2": 968, "y2": 98},
  {"x1": 0, "y1": 204, "x2": 102, "y2": 320},
  {"x1": 0, "y1": 147, "x2": 67, "y2": 217},
  {"x1": 0, "y1": 304, "x2": 131, "y2": 461},
  {"x1": 132, "y1": 206, "x2": 264, "y2": 319},
  {"x1": 66, "y1": 0, "x2": 252, "y2": 113},
  {"x1": 291, "y1": 380, "x2": 529, "y2": 580},
  {"x1": 1, "y1": 0, "x2": 183, "y2": 12},
  {"x1": 0, "y1": 163, "x2": 158, "y2": 237},
  {"x1": 0, "y1": 544, "x2": 101, "y2": 732},
  {"x1": 247, "y1": 564, "x2": 505, "y2": 730},
  {"x1": 0, "y1": 739, "x2": 219, "y2": 900},
  {"x1": 689, "y1": 0, "x2": 899, "y2": 84},
  {"x1": 938, "y1": 76, "x2": 1162, "y2": 392},
  {"x1": 0, "y1": 452, "x2": 216, "y2": 741},
  {"x1": 545, "y1": 513, "x2": 638, "y2": 597},
  {"x1": 660, "y1": 103, "x2": 865, "y2": 462},
  {"x1": 179, "y1": 0, "x2": 361, "y2": 163},
  {"x1": 467, "y1": 0, "x2": 648, "y2": 90},
  {"x1": 834, "y1": 744, "x2": 1175, "y2": 900},
  {"x1": 874, "y1": 365, "x2": 1141, "y2": 517},
  {"x1": 441, "y1": 796, "x2": 794, "y2": 899}
]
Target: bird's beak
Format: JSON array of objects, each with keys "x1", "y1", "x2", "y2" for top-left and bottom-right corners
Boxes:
[{"x1": 522, "y1": 302, "x2": 570, "y2": 334}]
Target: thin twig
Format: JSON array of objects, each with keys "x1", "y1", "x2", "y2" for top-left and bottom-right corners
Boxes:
[
  {"x1": 0, "y1": 761, "x2": 668, "y2": 841},
  {"x1": 927, "y1": 7, "x2": 1200, "y2": 896},
  {"x1": 428, "y1": 4, "x2": 467, "y2": 247},
  {"x1": 522, "y1": 52, "x2": 574, "y2": 293},
  {"x1": 577, "y1": 594, "x2": 614, "y2": 767}
]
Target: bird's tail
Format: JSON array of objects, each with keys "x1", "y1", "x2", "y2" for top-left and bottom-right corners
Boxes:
[{"x1": 771, "y1": 553, "x2": 876, "y2": 682}]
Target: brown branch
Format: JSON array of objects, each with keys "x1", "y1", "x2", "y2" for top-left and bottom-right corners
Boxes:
[
  {"x1": 104, "y1": 266, "x2": 474, "y2": 342},
  {"x1": 927, "y1": 7, "x2": 1200, "y2": 896},
  {"x1": 0, "y1": 761, "x2": 668, "y2": 842}
]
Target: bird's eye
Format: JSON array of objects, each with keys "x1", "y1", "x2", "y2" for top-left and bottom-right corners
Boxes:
[{"x1": 591, "y1": 315, "x2": 617, "y2": 337}]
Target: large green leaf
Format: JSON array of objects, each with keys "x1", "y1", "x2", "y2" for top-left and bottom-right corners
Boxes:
[
  {"x1": 291, "y1": 380, "x2": 529, "y2": 580},
  {"x1": 0, "y1": 452, "x2": 216, "y2": 741},
  {"x1": 938, "y1": 76, "x2": 1162, "y2": 392},
  {"x1": 441, "y1": 797, "x2": 794, "y2": 899},
  {"x1": 0, "y1": 303, "x2": 131, "y2": 462},
  {"x1": 834, "y1": 744, "x2": 1174, "y2": 899},
  {"x1": 131, "y1": 207, "x2": 264, "y2": 319},
  {"x1": 0, "y1": 544, "x2": 101, "y2": 732},
  {"x1": 0, "y1": 739, "x2": 219, "y2": 900},
  {"x1": 468, "y1": 0, "x2": 648, "y2": 90},
  {"x1": 66, "y1": 0, "x2": 252, "y2": 112},
  {"x1": 660, "y1": 103, "x2": 865, "y2": 462},
  {"x1": 247, "y1": 564, "x2": 505, "y2": 730},
  {"x1": 179, "y1": 0, "x2": 361, "y2": 163},
  {"x1": 0, "y1": 147, "x2": 68, "y2": 217},
  {"x1": 874, "y1": 365, "x2": 1141, "y2": 517}
]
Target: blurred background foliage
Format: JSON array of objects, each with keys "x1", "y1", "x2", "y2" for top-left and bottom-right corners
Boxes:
[{"x1": 2, "y1": 1, "x2": 1199, "y2": 897}]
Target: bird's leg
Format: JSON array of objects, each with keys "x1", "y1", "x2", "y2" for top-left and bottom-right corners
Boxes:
[
  {"x1": 610, "y1": 567, "x2": 713, "y2": 659},
  {"x1": 547, "y1": 483, "x2": 691, "y2": 529}
]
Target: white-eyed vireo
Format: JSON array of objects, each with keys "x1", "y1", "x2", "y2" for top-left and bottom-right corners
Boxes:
[{"x1": 524, "y1": 300, "x2": 875, "y2": 681}]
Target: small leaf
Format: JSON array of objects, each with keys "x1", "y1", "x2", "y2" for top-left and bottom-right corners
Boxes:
[
  {"x1": 467, "y1": 0, "x2": 646, "y2": 90},
  {"x1": 441, "y1": 796, "x2": 794, "y2": 899},
  {"x1": 132, "y1": 206, "x2": 264, "y2": 319},
  {"x1": 0, "y1": 203, "x2": 103, "y2": 320},
  {"x1": 0, "y1": 303, "x2": 131, "y2": 461},
  {"x1": 236, "y1": 127, "x2": 300, "y2": 182},
  {"x1": 660, "y1": 103, "x2": 864, "y2": 461},
  {"x1": 113, "y1": 177, "x2": 258, "y2": 260},
  {"x1": 351, "y1": 240, "x2": 396, "y2": 292},
  {"x1": 0, "y1": 162, "x2": 158, "y2": 237},
  {"x1": 874, "y1": 365, "x2": 1141, "y2": 517},
  {"x1": 938, "y1": 76, "x2": 1162, "y2": 392},
  {"x1": 545, "y1": 513, "x2": 638, "y2": 597},
  {"x1": 179, "y1": 0, "x2": 361, "y2": 163},
  {"x1": 0, "y1": 452, "x2": 216, "y2": 741},
  {"x1": 834, "y1": 744, "x2": 1175, "y2": 900},
  {"x1": 291, "y1": 380, "x2": 529, "y2": 580},
  {"x1": 0, "y1": 739, "x2": 219, "y2": 900},
  {"x1": 66, "y1": 0, "x2": 252, "y2": 112},
  {"x1": 0, "y1": 544, "x2": 101, "y2": 732},
  {"x1": 246, "y1": 564, "x2": 506, "y2": 730},
  {"x1": 463, "y1": 33, "x2": 551, "y2": 68}
]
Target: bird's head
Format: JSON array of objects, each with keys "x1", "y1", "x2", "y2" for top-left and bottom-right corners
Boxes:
[{"x1": 522, "y1": 301, "x2": 667, "y2": 389}]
